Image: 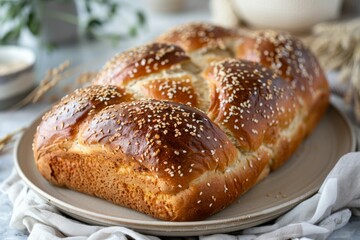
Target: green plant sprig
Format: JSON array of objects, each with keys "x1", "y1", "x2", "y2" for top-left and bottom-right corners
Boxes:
[
  {"x1": 83, "y1": 0, "x2": 146, "y2": 42},
  {"x1": 0, "y1": 0, "x2": 41, "y2": 44},
  {"x1": 0, "y1": 0, "x2": 146, "y2": 45}
]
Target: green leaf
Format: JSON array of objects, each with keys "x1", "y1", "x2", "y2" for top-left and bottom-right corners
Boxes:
[
  {"x1": 136, "y1": 11, "x2": 146, "y2": 26},
  {"x1": 85, "y1": 0, "x2": 92, "y2": 13},
  {"x1": 128, "y1": 26, "x2": 137, "y2": 37},
  {"x1": 1, "y1": 26, "x2": 21, "y2": 44},
  {"x1": 109, "y1": 3, "x2": 118, "y2": 18},
  {"x1": 27, "y1": 11, "x2": 40, "y2": 36},
  {"x1": 6, "y1": 1, "x2": 26, "y2": 20},
  {"x1": 87, "y1": 18, "x2": 103, "y2": 29},
  {"x1": 0, "y1": 0, "x2": 9, "y2": 7},
  {"x1": 45, "y1": 42, "x2": 56, "y2": 52}
]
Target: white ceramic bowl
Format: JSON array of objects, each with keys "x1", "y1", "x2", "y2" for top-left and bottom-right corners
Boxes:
[
  {"x1": 232, "y1": 0, "x2": 343, "y2": 33},
  {"x1": 0, "y1": 46, "x2": 36, "y2": 110}
]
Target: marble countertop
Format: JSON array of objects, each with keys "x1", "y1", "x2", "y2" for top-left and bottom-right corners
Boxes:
[{"x1": 1, "y1": 1, "x2": 360, "y2": 238}]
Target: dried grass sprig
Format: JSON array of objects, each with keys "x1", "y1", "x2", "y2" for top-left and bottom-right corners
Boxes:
[
  {"x1": 0, "y1": 128, "x2": 26, "y2": 154},
  {"x1": 305, "y1": 18, "x2": 360, "y2": 122},
  {"x1": 11, "y1": 60, "x2": 71, "y2": 110},
  {"x1": 11, "y1": 60, "x2": 100, "y2": 110},
  {"x1": 33, "y1": 61, "x2": 71, "y2": 103}
]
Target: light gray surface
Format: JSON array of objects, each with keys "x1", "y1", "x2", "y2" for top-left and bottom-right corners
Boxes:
[{"x1": 1, "y1": 0, "x2": 360, "y2": 239}]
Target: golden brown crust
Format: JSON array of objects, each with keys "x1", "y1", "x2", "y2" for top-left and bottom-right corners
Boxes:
[
  {"x1": 34, "y1": 85, "x2": 133, "y2": 157},
  {"x1": 138, "y1": 75, "x2": 199, "y2": 107},
  {"x1": 235, "y1": 30, "x2": 329, "y2": 108},
  {"x1": 35, "y1": 99, "x2": 243, "y2": 220},
  {"x1": 34, "y1": 22, "x2": 330, "y2": 222},
  {"x1": 35, "y1": 144, "x2": 270, "y2": 221},
  {"x1": 204, "y1": 59, "x2": 299, "y2": 151},
  {"x1": 81, "y1": 100, "x2": 237, "y2": 189},
  {"x1": 157, "y1": 22, "x2": 240, "y2": 52},
  {"x1": 93, "y1": 43, "x2": 190, "y2": 87}
]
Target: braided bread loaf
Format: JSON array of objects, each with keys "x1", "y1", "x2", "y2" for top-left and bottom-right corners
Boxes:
[{"x1": 33, "y1": 23, "x2": 329, "y2": 221}]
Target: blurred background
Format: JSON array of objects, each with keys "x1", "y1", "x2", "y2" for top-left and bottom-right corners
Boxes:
[
  {"x1": 0, "y1": 1, "x2": 360, "y2": 239},
  {"x1": 0, "y1": 0, "x2": 359, "y2": 111}
]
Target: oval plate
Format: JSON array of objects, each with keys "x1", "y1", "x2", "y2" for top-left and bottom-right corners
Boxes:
[{"x1": 14, "y1": 104, "x2": 356, "y2": 236}]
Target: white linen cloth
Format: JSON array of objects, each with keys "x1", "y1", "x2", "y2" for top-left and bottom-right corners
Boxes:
[{"x1": 1, "y1": 152, "x2": 360, "y2": 240}]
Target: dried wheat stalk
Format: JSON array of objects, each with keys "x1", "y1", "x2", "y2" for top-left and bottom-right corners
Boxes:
[
  {"x1": 11, "y1": 61, "x2": 99, "y2": 110},
  {"x1": 305, "y1": 18, "x2": 360, "y2": 122},
  {"x1": 0, "y1": 128, "x2": 26, "y2": 154},
  {"x1": 11, "y1": 61, "x2": 71, "y2": 110},
  {"x1": 2, "y1": 62, "x2": 100, "y2": 152}
]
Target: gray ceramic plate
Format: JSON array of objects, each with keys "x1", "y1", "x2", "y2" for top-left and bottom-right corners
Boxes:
[{"x1": 14, "y1": 104, "x2": 356, "y2": 236}]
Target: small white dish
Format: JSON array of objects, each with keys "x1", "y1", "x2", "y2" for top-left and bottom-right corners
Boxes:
[
  {"x1": 232, "y1": 0, "x2": 343, "y2": 33},
  {"x1": 0, "y1": 46, "x2": 36, "y2": 110}
]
